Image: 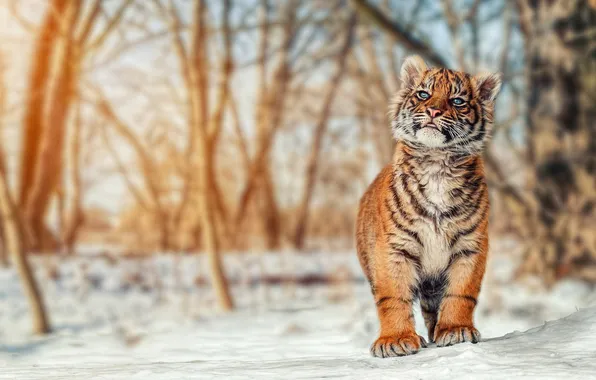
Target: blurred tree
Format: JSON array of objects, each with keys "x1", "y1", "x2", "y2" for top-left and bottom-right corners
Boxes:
[
  {"x1": 20, "y1": 0, "x2": 133, "y2": 251},
  {"x1": 61, "y1": 102, "x2": 84, "y2": 255},
  {"x1": 191, "y1": 0, "x2": 235, "y2": 311},
  {"x1": 349, "y1": 0, "x2": 448, "y2": 66},
  {"x1": 0, "y1": 152, "x2": 50, "y2": 334},
  {"x1": 95, "y1": 90, "x2": 173, "y2": 250},
  {"x1": 0, "y1": 51, "x2": 7, "y2": 267},
  {"x1": 293, "y1": 13, "x2": 356, "y2": 249},
  {"x1": 516, "y1": 0, "x2": 596, "y2": 283},
  {"x1": 234, "y1": 0, "x2": 299, "y2": 250},
  {"x1": 0, "y1": 49, "x2": 49, "y2": 330},
  {"x1": 155, "y1": 0, "x2": 235, "y2": 309},
  {"x1": 18, "y1": 0, "x2": 71, "y2": 251}
]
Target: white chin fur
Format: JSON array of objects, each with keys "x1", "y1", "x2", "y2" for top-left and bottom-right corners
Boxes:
[{"x1": 415, "y1": 128, "x2": 446, "y2": 148}]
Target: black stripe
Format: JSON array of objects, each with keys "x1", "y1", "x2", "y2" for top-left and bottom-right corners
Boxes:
[
  {"x1": 462, "y1": 190, "x2": 488, "y2": 222},
  {"x1": 449, "y1": 209, "x2": 485, "y2": 249},
  {"x1": 470, "y1": 117, "x2": 487, "y2": 142},
  {"x1": 377, "y1": 297, "x2": 413, "y2": 312},
  {"x1": 461, "y1": 158, "x2": 478, "y2": 172},
  {"x1": 442, "y1": 127, "x2": 454, "y2": 142},
  {"x1": 390, "y1": 345, "x2": 399, "y2": 356},
  {"x1": 450, "y1": 187, "x2": 486, "y2": 223},
  {"x1": 390, "y1": 176, "x2": 412, "y2": 222},
  {"x1": 444, "y1": 294, "x2": 477, "y2": 306},
  {"x1": 441, "y1": 181, "x2": 484, "y2": 220},
  {"x1": 447, "y1": 182, "x2": 485, "y2": 219},
  {"x1": 463, "y1": 166, "x2": 479, "y2": 183},
  {"x1": 400, "y1": 174, "x2": 432, "y2": 219},
  {"x1": 376, "y1": 296, "x2": 393, "y2": 307},
  {"x1": 390, "y1": 244, "x2": 421, "y2": 268},
  {"x1": 396, "y1": 222, "x2": 423, "y2": 246},
  {"x1": 385, "y1": 199, "x2": 423, "y2": 246},
  {"x1": 453, "y1": 249, "x2": 477, "y2": 257},
  {"x1": 441, "y1": 204, "x2": 465, "y2": 219},
  {"x1": 466, "y1": 177, "x2": 483, "y2": 194},
  {"x1": 449, "y1": 188, "x2": 463, "y2": 198},
  {"x1": 379, "y1": 305, "x2": 403, "y2": 314},
  {"x1": 471, "y1": 104, "x2": 479, "y2": 124},
  {"x1": 449, "y1": 225, "x2": 478, "y2": 248},
  {"x1": 448, "y1": 249, "x2": 478, "y2": 267}
]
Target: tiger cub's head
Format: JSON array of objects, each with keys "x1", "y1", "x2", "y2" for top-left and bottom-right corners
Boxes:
[{"x1": 390, "y1": 55, "x2": 502, "y2": 154}]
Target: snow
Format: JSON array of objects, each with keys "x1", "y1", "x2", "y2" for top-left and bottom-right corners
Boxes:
[{"x1": 1, "y1": 242, "x2": 596, "y2": 379}]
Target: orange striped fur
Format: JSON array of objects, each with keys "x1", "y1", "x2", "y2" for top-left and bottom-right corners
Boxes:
[{"x1": 356, "y1": 56, "x2": 501, "y2": 357}]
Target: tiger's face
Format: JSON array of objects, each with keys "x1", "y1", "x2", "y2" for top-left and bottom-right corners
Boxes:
[{"x1": 391, "y1": 56, "x2": 502, "y2": 154}]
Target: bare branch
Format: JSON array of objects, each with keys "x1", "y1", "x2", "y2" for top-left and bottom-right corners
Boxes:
[
  {"x1": 349, "y1": 0, "x2": 448, "y2": 67},
  {"x1": 85, "y1": 0, "x2": 135, "y2": 53},
  {"x1": 77, "y1": 0, "x2": 102, "y2": 44}
]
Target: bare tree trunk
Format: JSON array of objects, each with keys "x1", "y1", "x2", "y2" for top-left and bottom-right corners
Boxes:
[
  {"x1": 254, "y1": 0, "x2": 281, "y2": 250},
  {"x1": 0, "y1": 50, "x2": 8, "y2": 267},
  {"x1": 0, "y1": 227, "x2": 7, "y2": 267},
  {"x1": 206, "y1": 0, "x2": 236, "y2": 248},
  {"x1": 25, "y1": 0, "x2": 82, "y2": 251},
  {"x1": 62, "y1": 102, "x2": 84, "y2": 255},
  {"x1": 21, "y1": 0, "x2": 130, "y2": 251},
  {"x1": 19, "y1": 0, "x2": 70, "y2": 209},
  {"x1": 191, "y1": 0, "x2": 234, "y2": 311},
  {"x1": 258, "y1": 172, "x2": 281, "y2": 249},
  {"x1": 158, "y1": 1, "x2": 236, "y2": 308},
  {"x1": 165, "y1": 0, "x2": 196, "y2": 246},
  {"x1": 516, "y1": 0, "x2": 596, "y2": 282},
  {"x1": 158, "y1": 210, "x2": 170, "y2": 252},
  {"x1": 56, "y1": 185, "x2": 66, "y2": 250},
  {"x1": 293, "y1": 14, "x2": 356, "y2": 250},
  {"x1": 0, "y1": 152, "x2": 50, "y2": 334}
]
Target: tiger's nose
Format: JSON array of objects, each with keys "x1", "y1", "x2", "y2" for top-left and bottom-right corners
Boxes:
[{"x1": 427, "y1": 108, "x2": 442, "y2": 118}]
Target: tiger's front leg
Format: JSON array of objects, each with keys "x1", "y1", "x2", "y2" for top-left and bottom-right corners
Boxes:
[
  {"x1": 433, "y1": 241, "x2": 487, "y2": 347},
  {"x1": 369, "y1": 241, "x2": 427, "y2": 357}
]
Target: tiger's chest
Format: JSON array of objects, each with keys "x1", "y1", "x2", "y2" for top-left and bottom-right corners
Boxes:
[
  {"x1": 410, "y1": 162, "x2": 468, "y2": 274},
  {"x1": 417, "y1": 161, "x2": 459, "y2": 213},
  {"x1": 416, "y1": 219, "x2": 453, "y2": 275}
]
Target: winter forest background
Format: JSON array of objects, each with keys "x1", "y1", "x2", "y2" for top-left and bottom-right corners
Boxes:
[{"x1": 0, "y1": 0, "x2": 595, "y2": 378}]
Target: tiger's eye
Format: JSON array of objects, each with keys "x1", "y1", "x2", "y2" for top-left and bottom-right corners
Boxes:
[
  {"x1": 417, "y1": 91, "x2": 430, "y2": 100},
  {"x1": 451, "y1": 97, "x2": 466, "y2": 106}
]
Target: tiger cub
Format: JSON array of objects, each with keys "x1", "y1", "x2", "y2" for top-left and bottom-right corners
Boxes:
[{"x1": 356, "y1": 55, "x2": 501, "y2": 357}]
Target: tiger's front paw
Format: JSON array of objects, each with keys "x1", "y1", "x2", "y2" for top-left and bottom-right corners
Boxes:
[
  {"x1": 370, "y1": 333, "x2": 427, "y2": 358},
  {"x1": 434, "y1": 325, "x2": 480, "y2": 347}
]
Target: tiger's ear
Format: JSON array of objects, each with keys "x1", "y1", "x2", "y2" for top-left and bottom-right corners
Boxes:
[
  {"x1": 474, "y1": 72, "x2": 502, "y2": 102},
  {"x1": 400, "y1": 55, "x2": 427, "y2": 88}
]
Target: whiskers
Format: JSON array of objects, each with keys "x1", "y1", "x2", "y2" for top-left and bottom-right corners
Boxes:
[
  {"x1": 393, "y1": 112, "x2": 489, "y2": 156},
  {"x1": 435, "y1": 118, "x2": 485, "y2": 155}
]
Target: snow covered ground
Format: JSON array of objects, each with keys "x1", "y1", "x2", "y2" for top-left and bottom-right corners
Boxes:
[{"x1": 1, "y1": 240, "x2": 596, "y2": 379}]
